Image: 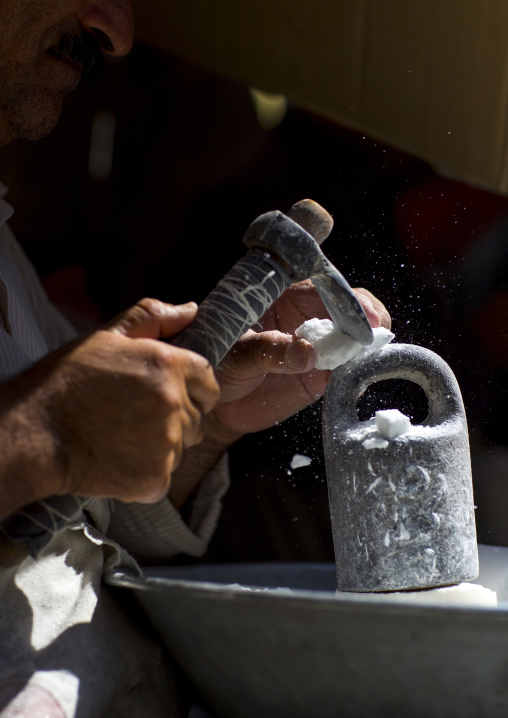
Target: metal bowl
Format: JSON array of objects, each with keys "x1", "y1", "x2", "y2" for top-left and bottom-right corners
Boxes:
[{"x1": 105, "y1": 544, "x2": 508, "y2": 717}]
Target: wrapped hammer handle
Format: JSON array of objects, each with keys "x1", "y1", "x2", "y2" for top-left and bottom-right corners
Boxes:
[{"x1": 171, "y1": 250, "x2": 290, "y2": 364}]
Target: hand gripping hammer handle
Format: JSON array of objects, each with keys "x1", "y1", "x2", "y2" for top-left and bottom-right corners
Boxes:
[
  {"x1": 170, "y1": 250, "x2": 290, "y2": 365},
  {"x1": 0, "y1": 200, "x2": 371, "y2": 565}
]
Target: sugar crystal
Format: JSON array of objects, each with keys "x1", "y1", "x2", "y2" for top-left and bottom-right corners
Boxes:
[
  {"x1": 295, "y1": 319, "x2": 394, "y2": 371},
  {"x1": 375, "y1": 409, "x2": 412, "y2": 439}
]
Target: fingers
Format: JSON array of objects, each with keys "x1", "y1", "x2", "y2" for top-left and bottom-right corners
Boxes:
[
  {"x1": 282, "y1": 279, "x2": 330, "y2": 320},
  {"x1": 103, "y1": 296, "x2": 219, "y2": 415},
  {"x1": 106, "y1": 298, "x2": 221, "y2": 441},
  {"x1": 176, "y1": 348, "x2": 221, "y2": 417},
  {"x1": 220, "y1": 329, "x2": 317, "y2": 379},
  {"x1": 269, "y1": 281, "x2": 391, "y2": 333},
  {"x1": 33, "y1": 317, "x2": 221, "y2": 504},
  {"x1": 121, "y1": 339, "x2": 219, "y2": 449},
  {"x1": 290, "y1": 282, "x2": 391, "y2": 330},
  {"x1": 105, "y1": 297, "x2": 199, "y2": 340},
  {"x1": 353, "y1": 288, "x2": 392, "y2": 330}
]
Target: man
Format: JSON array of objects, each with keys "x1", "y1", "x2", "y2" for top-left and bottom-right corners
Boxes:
[{"x1": 0, "y1": 1, "x2": 390, "y2": 716}]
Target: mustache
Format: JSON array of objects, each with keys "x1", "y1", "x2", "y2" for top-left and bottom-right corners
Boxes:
[{"x1": 51, "y1": 32, "x2": 104, "y2": 75}]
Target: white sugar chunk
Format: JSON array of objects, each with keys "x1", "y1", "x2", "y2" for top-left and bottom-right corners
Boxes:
[
  {"x1": 357, "y1": 326, "x2": 395, "y2": 358},
  {"x1": 363, "y1": 436, "x2": 389, "y2": 450},
  {"x1": 375, "y1": 409, "x2": 412, "y2": 439},
  {"x1": 295, "y1": 319, "x2": 394, "y2": 371},
  {"x1": 295, "y1": 318, "x2": 360, "y2": 369},
  {"x1": 290, "y1": 453, "x2": 312, "y2": 469}
]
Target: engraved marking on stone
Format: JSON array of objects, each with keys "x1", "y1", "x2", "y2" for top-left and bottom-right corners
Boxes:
[
  {"x1": 423, "y1": 547, "x2": 437, "y2": 578},
  {"x1": 390, "y1": 465, "x2": 447, "y2": 544},
  {"x1": 366, "y1": 477, "x2": 382, "y2": 494},
  {"x1": 368, "y1": 466, "x2": 448, "y2": 556}
]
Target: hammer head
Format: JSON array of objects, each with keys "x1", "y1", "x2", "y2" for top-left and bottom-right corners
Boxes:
[{"x1": 243, "y1": 200, "x2": 374, "y2": 346}]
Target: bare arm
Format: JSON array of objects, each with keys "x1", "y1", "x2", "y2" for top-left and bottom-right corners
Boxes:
[
  {"x1": 0, "y1": 299, "x2": 220, "y2": 524},
  {"x1": 0, "y1": 284, "x2": 390, "y2": 524}
]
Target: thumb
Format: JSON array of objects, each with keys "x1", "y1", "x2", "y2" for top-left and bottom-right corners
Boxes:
[
  {"x1": 104, "y1": 298, "x2": 198, "y2": 340},
  {"x1": 220, "y1": 330, "x2": 317, "y2": 379}
]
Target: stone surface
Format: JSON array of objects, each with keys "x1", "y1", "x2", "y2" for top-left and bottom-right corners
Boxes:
[{"x1": 322, "y1": 343, "x2": 479, "y2": 592}]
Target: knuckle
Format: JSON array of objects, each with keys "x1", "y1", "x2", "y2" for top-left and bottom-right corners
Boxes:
[
  {"x1": 255, "y1": 331, "x2": 286, "y2": 368},
  {"x1": 156, "y1": 382, "x2": 185, "y2": 414},
  {"x1": 165, "y1": 419, "x2": 184, "y2": 457},
  {"x1": 293, "y1": 278, "x2": 315, "y2": 291},
  {"x1": 183, "y1": 399, "x2": 203, "y2": 428},
  {"x1": 185, "y1": 348, "x2": 213, "y2": 373},
  {"x1": 245, "y1": 333, "x2": 271, "y2": 367},
  {"x1": 149, "y1": 339, "x2": 174, "y2": 366},
  {"x1": 183, "y1": 416, "x2": 205, "y2": 448},
  {"x1": 136, "y1": 297, "x2": 167, "y2": 317},
  {"x1": 185, "y1": 356, "x2": 221, "y2": 398}
]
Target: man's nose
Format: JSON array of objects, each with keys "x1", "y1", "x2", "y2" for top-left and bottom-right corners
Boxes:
[{"x1": 78, "y1": 0, "x2": 134, "y2": 57}]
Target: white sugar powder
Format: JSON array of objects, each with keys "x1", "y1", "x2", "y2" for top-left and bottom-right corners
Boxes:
[
  {"x1": 355, "y1": 412, "x2": 431, "y2": 450},
  {"x1": 363, "y1": 436, "x2": 390, "y2": 450},
  {"x1": 338, "y1": 582, "x2": 497, "y2": 607},
  {"x1": 295, "y1": 320, "x2": 394, "y2": 371}
]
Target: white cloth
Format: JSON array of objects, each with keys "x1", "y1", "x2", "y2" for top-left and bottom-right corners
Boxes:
[{"x1": 0, "y1": 185, "x2": 230, "y2": 717}]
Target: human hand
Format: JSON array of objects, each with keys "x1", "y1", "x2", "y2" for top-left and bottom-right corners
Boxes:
[
  {"x1": 0, "y1": 299, "x2": 220, "y2": 520},
  {"x1": 212, "y1": 281, "x2": 391, "y2": 435}
]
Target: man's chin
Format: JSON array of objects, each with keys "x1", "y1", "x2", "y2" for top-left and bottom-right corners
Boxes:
[
  {"x1": 22, "y1": 116, "x2": 62, "y2": 141},
  {"x1": 8, "y1": 92, "x2": 69, "y2": 142}
]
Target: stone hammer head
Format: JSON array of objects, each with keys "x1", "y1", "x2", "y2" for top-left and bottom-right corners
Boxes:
[{"x1": 243, "y1": 199, "x2": 374, "y2": 346}]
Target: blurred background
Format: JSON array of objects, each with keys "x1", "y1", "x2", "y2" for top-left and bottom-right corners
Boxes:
[{"x1": 0, "y1": 44, "x2": 507, "y2": 560}]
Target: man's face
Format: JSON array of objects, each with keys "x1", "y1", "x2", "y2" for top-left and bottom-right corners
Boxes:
[{"x1": 0, "y1": 0, "x2": 134, "y2": 146}]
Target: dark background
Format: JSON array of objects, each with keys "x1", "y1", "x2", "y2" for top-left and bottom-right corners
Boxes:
[{"x1": 1, "y1": 45, "x2": 507, "y2": 559}]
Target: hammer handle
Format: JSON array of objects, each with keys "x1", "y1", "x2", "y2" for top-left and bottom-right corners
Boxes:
[
  {"x1": 171, "y1": 250, "x2": 291, "y2": 364},
  {"x1": 0, "y1": 250, "x2": 292, "y2": 564}
]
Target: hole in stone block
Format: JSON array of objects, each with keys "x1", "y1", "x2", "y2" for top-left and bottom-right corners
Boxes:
[{"x1": 356, "y1": 379, "x2": 429, "y2": 424}]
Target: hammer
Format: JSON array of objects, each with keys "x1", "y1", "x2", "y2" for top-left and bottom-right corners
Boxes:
[{"x1": 0, "y1": 199, "x2": 373, "y2": 565}]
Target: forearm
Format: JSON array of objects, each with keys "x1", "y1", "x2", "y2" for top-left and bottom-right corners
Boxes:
[
  {"x1": 168, "y1": 412, "x2": 242, "y2": 510},
  {"x1": 0, "y1": 380, "x2": 61, "y2": 523}
]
